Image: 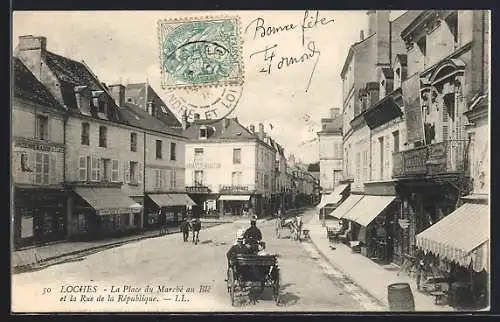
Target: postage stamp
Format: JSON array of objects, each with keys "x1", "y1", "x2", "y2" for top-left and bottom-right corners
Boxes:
[{"x1": 158, "y1": 16, "x2": 244, "y2": 89}]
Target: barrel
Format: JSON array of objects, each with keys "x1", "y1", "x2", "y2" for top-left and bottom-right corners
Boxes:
[{"x1": 387, "y1": 283, "x2": 415, "y2": 311}]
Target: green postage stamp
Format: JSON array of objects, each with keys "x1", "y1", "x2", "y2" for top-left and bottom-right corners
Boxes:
[{"x1": 158, "y1": 16, "x2": 244, "y2": 89}]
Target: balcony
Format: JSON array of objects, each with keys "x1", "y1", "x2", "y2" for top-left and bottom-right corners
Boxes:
[
  {"x1": 393, "y1": 140, "x2": 469, "y2": 178},
  {"x1": 186, "y1": 161, "x2": 221, "y2": 169}
]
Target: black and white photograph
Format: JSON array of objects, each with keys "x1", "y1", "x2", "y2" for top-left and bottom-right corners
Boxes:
[{"x1": 10, "y1": 10, "x2": 490, "y2": 312}]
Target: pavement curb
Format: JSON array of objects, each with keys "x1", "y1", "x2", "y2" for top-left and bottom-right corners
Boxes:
[
  {"x1": 305, "y1": 222, "x2": 389, "y2": 309},
  {"x1": 13, "y1": 221, "x2": 228, "y2": 274}
]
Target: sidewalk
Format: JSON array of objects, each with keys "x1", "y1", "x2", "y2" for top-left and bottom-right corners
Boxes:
[
  {"x1": 305, "y1": 212, "x2": 455, "y2": 312},
  {"x1": 12, "y1": 217, "x2": 239, "y2": 272}
]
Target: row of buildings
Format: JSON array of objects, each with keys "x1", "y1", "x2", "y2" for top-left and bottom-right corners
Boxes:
[
  {"x1": 318, "y1": 10, "x2": 489, "y2": 308},
  {"x1": 11, "y1": 35, "x2": 317, "y2": 249}
]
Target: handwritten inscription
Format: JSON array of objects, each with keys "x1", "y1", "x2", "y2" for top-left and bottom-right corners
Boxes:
[{"x1": 245, "y1": 10, "x2": 334, "y2": 92}]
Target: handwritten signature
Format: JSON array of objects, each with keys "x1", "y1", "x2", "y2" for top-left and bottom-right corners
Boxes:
[{"x1": 245, "y1": 10, "x2": 334, "y2": 92}]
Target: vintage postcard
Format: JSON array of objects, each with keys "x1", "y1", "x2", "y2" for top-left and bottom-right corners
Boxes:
[{"x1": 11, "y1": 10, "x2": 490, "y2": 313}]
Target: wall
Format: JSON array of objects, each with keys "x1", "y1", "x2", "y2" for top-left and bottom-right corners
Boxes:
[
  {"x1": 370, "y1": 118, "x2": 406, "y2": 181},
  {"x1": 469, "y1": 116, "x2": 489, "y2": 194},
  {"x1": 426, "y1": 19, "x2": 457, "y2": 67},
  {"x1": 65, "y1": 115, "x2": 144, "y2": 197},
  {"x1": 185, "y1": 141, "x2": 257, "y2": 194},
  {"x1": 350, "y1": 125, "x2": 371, "y2": 192},
  {"x1": 12, "y1": 98, "x2": 65, "y2": 185}
]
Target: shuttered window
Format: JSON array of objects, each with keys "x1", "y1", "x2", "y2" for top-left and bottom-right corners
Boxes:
[
  {"x1": 90, "y1": 156, "x2": 100, "y2": 181},
  {"x1": 169, "y1": 169, "x2": 176, "y2": 189},
  {"x1": 35, "y1": 153, "x2": 50, "y2": 184},
  {"x1": 111, "y1": 159, "x2": 119, "y2": 182},
  {"x1": 50, "y1": 154, "x2": 57, "y2": 184},
  {"x1": 79, "y1": 156, "x2": 87, "y2": 181},
  {"x1": 123, "y1": 160, "x2": 130, "y2": 183}
]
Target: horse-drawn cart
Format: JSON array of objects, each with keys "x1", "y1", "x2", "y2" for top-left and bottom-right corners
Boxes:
[{"x1": 226, "y1": 254, "x2": 281, "y2": 306}]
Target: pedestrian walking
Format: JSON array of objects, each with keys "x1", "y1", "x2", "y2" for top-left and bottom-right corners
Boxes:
[
  {"x1": 180, "y1": 217, "x2": 191, "y2": 242},
  {"x1": 192, "y1": 217, "x2": 201, "y2": 245},
  {"x1": 158, "y1": 209, "x2": 166, "y2": 236}
]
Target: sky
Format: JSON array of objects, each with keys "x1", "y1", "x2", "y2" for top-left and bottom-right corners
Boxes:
[{"x1": 12, "y1": 10, "x2": 405, "y2": 164}]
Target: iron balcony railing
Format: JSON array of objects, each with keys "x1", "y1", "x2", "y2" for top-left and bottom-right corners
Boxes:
[{"x1": 392, "y1": 139, "x2": 469, "y2": 178}]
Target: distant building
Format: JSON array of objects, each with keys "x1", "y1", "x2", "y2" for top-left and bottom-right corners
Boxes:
[{"x1": 317, "y1": 108, "x2": 344, "y2": 191}]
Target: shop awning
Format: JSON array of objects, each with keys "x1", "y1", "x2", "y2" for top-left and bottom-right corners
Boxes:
[
  {"x1": 416, "y1": 202, "x2": 489, "y2": 271},
  {"x1": 218, "y1": 195, "x2": 251, "y2": 201},
  {"x1": 316, "y1": 184, "x2": 349, "y2": 209},
  {"x1": 328, "y1": 194, "x2": 364, "y2": 219},
  {"x1": 343, "y1": 195, "x2": 395, "y2": 227},
  {"x1": 148, "y1": 194, "x2": 196, "y2": 207},
  {"x1": 73, "y1": 187, "x2": 141, "y2": 216}
]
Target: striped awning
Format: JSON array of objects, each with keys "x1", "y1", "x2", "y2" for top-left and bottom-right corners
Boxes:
[
  {"x1": 316, "y1": 184, "x2": 348, "y2": 209},
  {"x1": 73, "y1": 187, "x2": 141, "y2": 216},
  {"x1": 328, "y1": 194, "x2": 364, "y2": 219},
  {"x1": 148, "y1": 193, "x2": 196, "y2": 207},
  {"x1": 416, "y1": 202, "x2": 489, "y2": 271},
  {"x1": 343, "y1": 195, "x2": 395, "y2": 227}
]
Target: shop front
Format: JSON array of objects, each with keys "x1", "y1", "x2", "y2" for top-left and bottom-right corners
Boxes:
[
  {"x1": 68, "y1": 187, "x2": 141, "y2": 240},
  {"x1": 415, "y1": 199, "x2": 489, "y2": 310},
  {"x1": 185, "y1": 185, "x2": 215, "y2": 217},
  {"x1": 218, "y1": 194, "x2": 251, "y2": 216},
  {"x1": 13, "y1": 185, "x2": 67, "y2": 249},
  {"x1": 146, "y1": 193, "x2": 196, "y2": 228},
  {"x1": 342, "y1": 194, "x2": 397, "y2": 263},
  {"x1": 316, "y1": 184, "x2": 349, "y2": 220}
]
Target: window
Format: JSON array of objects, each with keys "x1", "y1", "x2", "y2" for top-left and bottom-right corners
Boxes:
[
  {"x1": 155, "y1": 169, "x2": 162, "y2": 188},
  {"x1": 130, "y1": 133, "x2": 137, "y2": 152},
  {"x1": 232, "y1": 171, "x2": 242, "y2": 186},
  {"x1": 264, "y1": 174, "x2": 269, "y2": 189},
  {"x1": 194, "y1": 170, "x2": 204, "y2": 186},
  {"x1": 129, "y1": 161, "x2": 138, "y2": 183},
  {"x1": 233, "y1": 148, "x2": 241, "y2": 164},
  {"x1": 102, "y1": 158, "x2": 111, "y2": 182},
  {"x1": 194, "y1": 148, "x2": 204, "y2": 164},
  {"x1": 169, "y1": 169, "x2": 176, "y2": 188},
  {"x1": 36, "y1": 115, "x2": 49, "y2": 140},
  {"x1": 393, "y1": 131, "x2": 400, "y2": 153},
  {"x1": 99, "y1": 126, "x2": 107, "y2": 147},
  {"x1": 379, "y1": 137, "x2": 384, "y2": 179},
  {"x1": 98, "y1": 101, "x2": 106, "y2": 114},
  {"x1": 111, "y1": 159, "x2": 119, "y2": 182},
  {"x1": 81, "y1": 123, "x2": 90, "y2": 145},
  {"x1": 156, "y1": 140, "x2": 162, "y2": 159},
  {"x1": 90, "y1": 156, "x2": 100, "y2": 182},
  {"x1": 355, "y1": 152, "x2": 361, "y2": 182},
  {"x1": 35, "y1": 153, "x2": 49, "y2": 184},
  {"x1": 170, "y1": 142, "x2": 176, "y2": 161},
  {"x1": 199, "y1": 126, "x2": 207, "y2": 139},
  {"x1": 79, "y1": 156, "x2": 87, "y2": 181}
]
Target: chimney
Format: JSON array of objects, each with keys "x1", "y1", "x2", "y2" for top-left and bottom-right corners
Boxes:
[
  {"x1": 108, "y1": 84, "x2": 125, "y2": 107},
  {"x1": 366, "y1": 11, "x2": 376, "y2": 36},
  {"x1": 181, "y1": 110, "x2": 189, "y2": 130},
  {"x1": 360, "y1": 30, "x2": 364, "y2": 41},
  {"x1": 16, "y1": 35, "x2": 47, "y2": 79},
  {"x1": 258, "y1": 123, "x2": 265, "y2": 140},
  {"x1": 330, "y1": 108, "x2": 340, "y2": 119},
  {"x1": 193, "y1": 113, "x2": 200, "y2": 121},
  {"x1": 376, "y1": 11, "x2": 391, "y2": 66},
  {"x1": 249, "y1": 124, "x2": 255, "y2": 133}
]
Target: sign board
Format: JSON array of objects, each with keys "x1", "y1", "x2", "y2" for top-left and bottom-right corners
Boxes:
[
  {"x1": 98, "y1": 207, "x2": 140, "y2": 216},
  {"x1": 186, "y1": 186, "x2": 210, "y2": 193},
  {"x1": 14, "y1": 137, "x2": 65, "y2": 153}
]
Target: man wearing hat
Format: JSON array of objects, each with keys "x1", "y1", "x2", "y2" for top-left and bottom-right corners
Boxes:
[
  {"x1": 243, "y1": 215, "x2": 263, "y2": 252},
  {"x1": 226, "y1": 229, "x2": 251, "y2": 261},
  {"x1": 180, "y1": 217, "x2": 191, "y2": 242}
]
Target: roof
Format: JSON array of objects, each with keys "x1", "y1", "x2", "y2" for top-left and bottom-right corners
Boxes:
[
  {"x1": 12, "y1": 57, "x2": 65, "y2": 110},
  {"x1": 382, "y1": 67, "x2": 394, "y2": 79},
  {"x1": 183, "y1": 118, "x2": 257, "y2": 141},
  {"x1": 119, "y1": 102, "x2": 185, "y2": 137},
  {"x1": 43, "y1": 50, "x2": 121, "y2": 121},
  {"x1": 340, "y1": 33, "x2": 376, "y2": 78},
  {"x1": 395, "y1": 54, "x2": 408, "y2": 66},
  {"x1": 125, "y1": 83, "x2": 182, "y2": 128}
]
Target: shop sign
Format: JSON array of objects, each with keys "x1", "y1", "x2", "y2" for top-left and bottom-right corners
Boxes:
[
  {"x1": 98, "y1": 207, "x2": 139, "y2": 216},
  {"x1": 220, "y1": 185, "x2": 251, "y2": 193},
  {"x1": 15, "y1": 137, "x2": 65, "y2": 153},
  {"x1": 186, "y1": 186, "x2": 210, "y2": 193}
]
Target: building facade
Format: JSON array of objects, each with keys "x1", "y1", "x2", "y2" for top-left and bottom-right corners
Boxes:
[
  {"x1": 183, "y1": 118, "x2": 279, "y2": 217},
  {"x1": 317, "y1": 108, "x2": 344, "y2": 192},
  {"x1": 12, "y1": 57, "x2": 67, "y2": 248}
]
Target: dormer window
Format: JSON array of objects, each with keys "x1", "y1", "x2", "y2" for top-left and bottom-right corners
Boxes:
[
  {"x1": 98, "y1": 101, "x2": 106, "y2": 114},
  {"x1": 199, "y1": 126, "x2": 208, "y2": 139}
]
